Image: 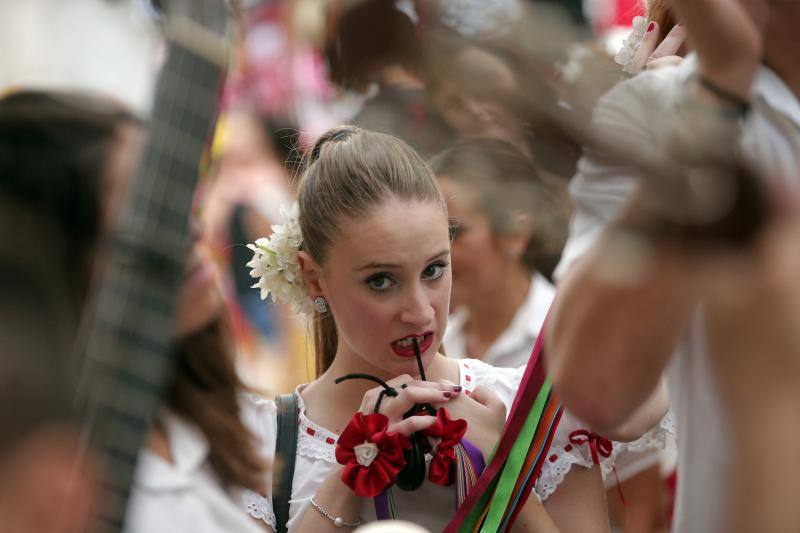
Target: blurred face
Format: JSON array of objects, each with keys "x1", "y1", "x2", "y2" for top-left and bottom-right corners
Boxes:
[
  {"x1": 438, "y1": 177, "x2": 509, "y2": 310},
  {"x1": 315, "y1": 198, "x2": 452, "y2": 378},
  {"x1": 217, "y1": 112, "x2": 287, "y2": 191},
  {"x1": 432, "y1": 46, "x2": 524, "y2": 149},
  {"x1": 175, "y1": 226, "x2": 222, "y2": 337}
]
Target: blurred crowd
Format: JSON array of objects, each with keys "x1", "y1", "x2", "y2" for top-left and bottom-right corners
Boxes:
[{"x1": 2, "y1": 0, "x2": 799, "y2": 532}]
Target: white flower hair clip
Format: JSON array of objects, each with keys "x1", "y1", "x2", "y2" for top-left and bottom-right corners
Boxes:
[
  {"x1": 246, "y1": 202, "x2": 314, "y2": 315},
  {"x1": 614, "y1": 16, "x2": 648, "y2": 74}
]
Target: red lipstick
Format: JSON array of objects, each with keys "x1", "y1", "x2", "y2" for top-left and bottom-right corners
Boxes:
[{"x1": 391, "y1": 331, "x2": 434, "y2": 358}]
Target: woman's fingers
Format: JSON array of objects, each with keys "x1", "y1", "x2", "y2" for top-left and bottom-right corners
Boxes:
[
  {"x1": 650, "y1": 24, "x2": 687, "y2": 60},
  {"x1": 361, "y1": 383, "x2": 459, "y2": 416},
  {"x1": 630, "y1": 21, "x2": 660, "y2": 73},
  {"x1": 469, "y1": 385, "x2": 507, "y2": 420},
  {"x1": 391, "y1": 415, "x2": 438, "y2": 435},
  {"x1": 631, "y1": 23, "x2": 686, "y2": 74},
  {"x1": 646, "y1": 55, "x2": 684, "y2": 71},
  {"x1": 400, "y1": 386, "x2": 456, "y2": 406}
]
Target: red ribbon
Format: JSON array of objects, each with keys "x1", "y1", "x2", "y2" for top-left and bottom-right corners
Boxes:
[
  {"x1": 568, "y1": 429, "x2": 627, "y2": 508},
  {"x1": 423, "y1": 408, "x2": 468, "y2": 486},
  {"x1": 335, "y1": 412, "x2": 411, "y2": 497},
  {"x1": 568, "y1": 429, "x2": 613, "y2": 466}
]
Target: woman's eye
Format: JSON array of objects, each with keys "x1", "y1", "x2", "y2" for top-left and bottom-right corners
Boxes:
[
  {"x1": 422, "y1": 261, "x2": 448, "y2": 281},
  {"x1": 366, "y1": 274, "x2": 395, "y2": 292}
]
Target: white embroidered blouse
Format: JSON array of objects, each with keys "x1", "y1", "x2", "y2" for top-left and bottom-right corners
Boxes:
[
  {"x1": 124, "y1": 412, "x2": 265, "y2": 533},
  {"x1": 241, "y1": 358, "x2": 672, "y2": 531}
]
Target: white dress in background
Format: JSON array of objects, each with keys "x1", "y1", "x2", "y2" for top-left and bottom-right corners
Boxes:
[
  {"x1": 444, "y1": 273, "x2": 555, "y2": 369},
  {"x1": 554, "y1": 55, "x2": 800, "y2": 532},
  {"x1": 124, "y1": 412, "x2": 264, "y2": 533},
  {"x1": 443, "y1": 272, "x2": 673, "y2": 497}
]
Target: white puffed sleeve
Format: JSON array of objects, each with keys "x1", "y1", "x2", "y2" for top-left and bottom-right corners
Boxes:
[
  {"x1": 456, "y1": 358, "x2": 522, "y2": 418},
  {"x1": 554, "y1": 67, "x2": 676, "y2": 282}
]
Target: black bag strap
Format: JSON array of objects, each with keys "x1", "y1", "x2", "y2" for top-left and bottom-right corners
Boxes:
[{"x1": 273, "y1": 392, "x2": 299, "y2": 533}]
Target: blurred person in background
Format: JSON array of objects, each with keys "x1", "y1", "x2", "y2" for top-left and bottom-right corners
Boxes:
[
  {"x1": 124, "y1": 222, "x2": 270, "y2": 533},
  {"x1": 0, "y1": 89, "x2": 143, "y2": 532},
  {"x1": 203, "y1": 110, "x2": 311, "y2": 390},
  {"x1": 547, "y1": 0, "x2": 800, "y2": 531},
  {"x1": 325, "y1": 0, "x2": 455, "y2": 158},
  {"x1": 433, "y1": 140, "x2": 566, "y2": 329},
  {"x1": 434, "y1": 140, "x2": 671, "y2": 533},
  {"x1": 426, "y1": 33, "x2": 582, "y2": 184}
]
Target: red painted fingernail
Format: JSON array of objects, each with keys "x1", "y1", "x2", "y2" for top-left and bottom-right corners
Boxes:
[
  {"x1": 443, "y1": 392, "x2": 452, "y2": 398},
  {"x1": 452, "y1": 386, "x2": 462, "y2": 392},
  {"x1": 647, "y1": 21, "x2": 655, "y2": 33}
]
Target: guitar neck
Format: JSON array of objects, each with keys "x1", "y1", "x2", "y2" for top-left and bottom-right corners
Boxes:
[{"x1": 75, "y1": 39, "x2": 225, "y2": 533}]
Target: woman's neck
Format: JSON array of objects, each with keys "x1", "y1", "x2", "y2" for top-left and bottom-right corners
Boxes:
[{"x1": 464, "y1": 265, "x2": 532, "y2": 359}]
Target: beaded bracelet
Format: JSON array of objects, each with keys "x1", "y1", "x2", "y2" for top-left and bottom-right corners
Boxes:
[{"x1": 310, "y1": 497, "x2": 362, "y2": 528}]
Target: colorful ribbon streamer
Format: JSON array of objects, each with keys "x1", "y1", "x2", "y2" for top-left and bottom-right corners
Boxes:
[{"x1": 443, "y1": 323, "x2": 564, "y2": 533}]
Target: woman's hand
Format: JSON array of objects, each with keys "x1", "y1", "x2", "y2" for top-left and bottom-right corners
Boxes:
[
  {"x1": 672, "y1": 0, "x2": 770, "y2": 99},
  {"x1": 630, "y1": 22, "x2": 686, "y2": 73},
  {"x1": 358, "y1": 375, "x2": 461, "y2": 435},
  {"x1": 434, "y1": 384, "x2": 507, "y2": 460}
]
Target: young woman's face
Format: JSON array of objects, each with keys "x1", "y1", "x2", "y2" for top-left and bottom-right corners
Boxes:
[
  {"x1": 438, "y1": 177, "x2": 509, "y2": 310},
  {"x1": 318, "y1": 198, "x2": 452, "y2": 378}
]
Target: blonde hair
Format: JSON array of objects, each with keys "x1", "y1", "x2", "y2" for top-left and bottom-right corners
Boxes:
[{"x1": 297, "y1": 126, "x2": 446, "y2": 375}]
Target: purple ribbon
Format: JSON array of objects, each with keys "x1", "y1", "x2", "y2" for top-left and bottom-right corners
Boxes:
[
  {"x1": 374, "y1": 490, "x2": 391, "y2": 520},
  {"x1": 373, "y1": 437, "x2": 485, "y2": 521},
  {"x1": 461, "y1": 437, "x2": 486, "y2": 477}
]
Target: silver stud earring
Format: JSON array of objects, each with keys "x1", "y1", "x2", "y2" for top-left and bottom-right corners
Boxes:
[{"x1": 313, "y1": 296, "x2": 328, "y2": 314}]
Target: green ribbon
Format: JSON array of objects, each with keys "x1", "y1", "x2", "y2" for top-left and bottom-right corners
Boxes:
[{"x1": 479, "y1": 380, "x2": 552, "y2": 532}]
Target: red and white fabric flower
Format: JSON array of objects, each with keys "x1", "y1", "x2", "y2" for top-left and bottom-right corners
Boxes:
[
  {"x1": 335, "y1": 412, "x2": 411, "y2": 497},
  {"x1": 423, "y1": 408, "x2": 467, "y2": 486}
]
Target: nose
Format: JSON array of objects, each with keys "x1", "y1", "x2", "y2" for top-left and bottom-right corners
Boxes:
[{"x1": 399, "y1": 282, "x2": 435, "y2": 328}]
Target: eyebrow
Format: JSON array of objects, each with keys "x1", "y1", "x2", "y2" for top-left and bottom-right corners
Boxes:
[{"x1": 354, "y1": 249, "x2": 450, "y2": 272}]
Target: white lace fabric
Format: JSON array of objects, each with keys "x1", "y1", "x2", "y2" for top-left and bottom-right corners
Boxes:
[
  {"x1": 296, "y1": 389, "x2": 338, "y2": 463},
  {"x1": 243, "y1": 490, "x2": 277, "y2": 529},
  {"x1": 535, "y1": 410, "x2": 677, "y2": 501}
]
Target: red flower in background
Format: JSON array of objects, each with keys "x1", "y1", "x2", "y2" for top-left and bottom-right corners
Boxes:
[
  {"x1": 423, "y1": 408, "x2": 467, "y2": 486},
  {"x1": 336, "y1": 412, "x2": 411, "y2": 497}
]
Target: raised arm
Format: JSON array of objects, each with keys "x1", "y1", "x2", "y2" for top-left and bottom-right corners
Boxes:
[
  {"x1": 547, "y1": 231, "x2": 698, "y2": 434},
  {"x1": 547, "y1": 0, "x2": 771, "y2": 436}
]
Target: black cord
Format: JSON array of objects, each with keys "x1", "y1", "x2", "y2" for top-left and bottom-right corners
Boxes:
[
  {"x1": 335, "y1": 373, "x2": 398, "y2": 414},
  {"x1": 411, "y1": 338, "x2": 435, "y2": 415},
  {"x1": 413, "y1": 338, "x2": 426, "y2": 381}
]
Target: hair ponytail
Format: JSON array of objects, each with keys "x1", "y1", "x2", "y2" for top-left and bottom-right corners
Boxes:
[{"x1": 313, "y1": 312, "x2": 338, "y2": 375}]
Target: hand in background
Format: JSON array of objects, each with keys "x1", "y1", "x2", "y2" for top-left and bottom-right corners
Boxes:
[
  {"x1": 630, "y1": 22, "x2": 686, "y2": 73},
  {"x1": 672, "y1": 0, "x2": 769, "y2": 99}
]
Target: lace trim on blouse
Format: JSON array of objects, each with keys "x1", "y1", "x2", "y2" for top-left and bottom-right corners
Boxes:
[
  {"x1": 535, "y1": 411, "x2": 677, "y2": 501},
  {"x1": 243, "y1": 489, "x2": 277, "y2": 529},
  {"x1": 295, "y1": 388, "x2": 339, "y2": 463}
]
